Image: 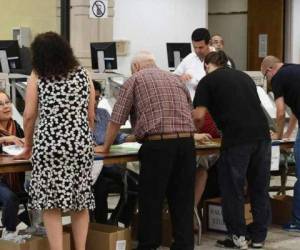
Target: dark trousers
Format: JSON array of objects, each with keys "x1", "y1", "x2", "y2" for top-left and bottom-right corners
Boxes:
[
  {"x1": 93, "y1": 165, "x2": 138, "y2": 226},
  {"x1": 218, "y1": 140, "x2": 271, "y2": 242},
  {"x1": 137, "y1": 138, "x2": 196, "y2": 250},
  {"x1": 0, "y1": 182, "x2": 20, "y2": 231}
]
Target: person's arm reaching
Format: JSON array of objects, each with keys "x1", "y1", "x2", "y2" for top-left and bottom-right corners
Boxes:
[
  {"x1": 273, "y1": 97, "x2": 286, "y2": 139},
  {"x1": 179, "y1": 74, "x2": 193, "y2": 82},
  {"x1": 192, "y1": 106, "x2": 207, "y2": 131},
  {"x1": 283, "y1": 113, "x2": 297, "y2": 138},
  {"x1": 174, "y1": 58, "x2": 193, "y2": 82},
  {"x1": 87, "y1": 72, "x2": 95, "y2": 129},
  {"x1": 94, "y1": 121, "x2": 121, "y2": 153}
]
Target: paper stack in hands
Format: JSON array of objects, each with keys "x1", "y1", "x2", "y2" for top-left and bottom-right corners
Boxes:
[{"x1": 2, "y1": 145, "x2": 24, "y2": 156}]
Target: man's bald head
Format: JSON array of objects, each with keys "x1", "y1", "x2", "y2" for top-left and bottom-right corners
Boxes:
[
  {"x1": 261, "y1": 56, "x2": 281, "y2": 72},
  {"x1": 131, "y1": 51, "x2": 156, "y2": 74},
  {"x1": 261, "y1": 55, "x2": 283, "y2": 82}
]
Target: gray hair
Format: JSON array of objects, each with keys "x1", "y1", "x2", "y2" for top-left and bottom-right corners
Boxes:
[{"x1": 131, "y1": 51, "x2": 156, "y2": 66}]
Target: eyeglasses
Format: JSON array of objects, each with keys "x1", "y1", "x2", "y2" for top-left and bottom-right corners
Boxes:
[
  {"x1": 0, "y1": 100, "x2": 11, "y2": 108},
  {"x1": 263, "y1": 68, "x2": 271, "y2": 81}
]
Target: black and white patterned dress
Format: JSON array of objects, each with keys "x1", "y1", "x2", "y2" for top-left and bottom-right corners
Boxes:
[{"x1": 29, "y1": 67, "x2": 95, "y2": 211}]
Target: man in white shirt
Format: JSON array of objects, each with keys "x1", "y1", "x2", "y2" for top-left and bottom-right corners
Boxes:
[
  {"x1": 174, "y1": 28, "x2": 213, "y2": 100},
  {"x1": 175, "y1": 29, "x2": 220, "y2": 231}
]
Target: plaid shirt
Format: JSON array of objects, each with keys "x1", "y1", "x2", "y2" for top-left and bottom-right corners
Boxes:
[{"x1": 110, "y1": 66, "x2": 195, "y2": 140}]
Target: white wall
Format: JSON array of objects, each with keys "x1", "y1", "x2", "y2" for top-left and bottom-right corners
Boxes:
[
  {"x1": 283, "y1": 0, "x2": 300, "y2": 63},
  {"x1": 113, "y1": 0, "x2": 208, "y2": 76},
  {"x1": 291, "y1": 0, "x2": 300, "y2": 63},
  {"x1": 208, "y1": 0, "x2": 247, "y2": 70}
]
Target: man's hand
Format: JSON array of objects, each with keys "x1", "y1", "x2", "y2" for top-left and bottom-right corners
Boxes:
[
  {"x1": 94, "y1": 145, "x2": 110, "y2": 153},
  {"x1": 14, "y1": 146, "x2": 32, "y2": 160},
  {"x1": 283, "y1": 131, "x2": 292, "y2": 139},
  {"x1": 0, "y1": 136, "x2": 24, "y2": 146},
  {"x1": 180, "y1": 73, "x2": 192, "y2": 82},
  {"x1": 270, "y1": 130, "x2": 280, "y2": 140},
  {"x1": 194, "y1": 133, "x2": 212, "y2": 143}
]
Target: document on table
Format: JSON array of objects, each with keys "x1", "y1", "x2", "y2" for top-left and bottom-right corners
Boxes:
[
  {"x1": 92, "y1": 159, "x2": 104, "y2": 185},
  {"x1": 271, "y1": 146, "x2": 280, "y2": 171},
  {"x1": 2, "y1": 145, "x2": 24, "y2": 156},
  {"x1": 110, "y1": 142, "x2": 141, "y2": 152}
]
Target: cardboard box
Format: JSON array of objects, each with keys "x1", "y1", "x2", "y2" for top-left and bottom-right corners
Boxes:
[
  {"x1": 270, "y1": 195, "x2": 293, "y2": 225},
  {"x1": 131, "y1": 210, "x2": 173, "y2": 247},
  {"x1": 0, "y1": 232, "x2": 70, "y2": 250},
  {"x1": 65, "y1": 223, "x2": 131, "y2": 250},
  {"x1": 203, "y1": 197, "x2": 253, "y2": 233}
]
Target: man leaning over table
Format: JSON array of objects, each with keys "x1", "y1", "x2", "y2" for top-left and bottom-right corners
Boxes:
[
  {"x1": 193, "y1": 51, "x2": 271, "y2": 249},
  {"x1": 95, "y1": 51, "x2": 210, "y2": 250},
  {"x1": 261, "y1": 56, "x2": 300, "y2": 232}
]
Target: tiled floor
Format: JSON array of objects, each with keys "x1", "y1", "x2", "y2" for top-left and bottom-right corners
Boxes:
[
  {"x1": 130, "y1": 226, "x2": 300, "y2": 249},
  {"x1": 168, "y1": 227, "x2": 300, "y2": 249},
  {"x1": 138, "y1": 175, "x2": 300, "y2": 249},
  {"x1": 1, "y1": 175, "x2": 299, "y2": 249}
]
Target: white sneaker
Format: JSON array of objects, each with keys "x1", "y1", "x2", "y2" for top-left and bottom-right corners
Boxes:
[
  {"x1": 232, "y1": 235, "x2": 248, "y2": 249},
  {"x1": 1, "y1": 229, "x2": 18, "y2": 240},
  {"x1": 1, "y1": 228, "x2": 31, "y2": 244}
]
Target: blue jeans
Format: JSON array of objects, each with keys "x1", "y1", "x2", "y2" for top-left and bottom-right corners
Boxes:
[
  {"x1": 0, "y1": 181, "x2": 19, "y2": 231},
  {"x1": 293, "y1": 129, "x2": 300, "y2": 224}
]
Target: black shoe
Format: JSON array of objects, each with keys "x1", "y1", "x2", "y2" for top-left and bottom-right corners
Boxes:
[
  {"x1": 216, "y1": 235, "x2": 248, "y2": 249},
  {"x1": 18, "y1": 210, "x2": 31, "y2": 226},
  {"x1": 216, "y1": 237, "x2": 236, "y2": 248}
]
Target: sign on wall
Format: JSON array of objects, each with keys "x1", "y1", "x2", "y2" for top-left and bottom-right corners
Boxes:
[
  {"x1": 258, "y1": 34, "x2": 268, "y2": 58},
  {"x1": 90, "y1": 0, "x2": 108, "y2": 19}
]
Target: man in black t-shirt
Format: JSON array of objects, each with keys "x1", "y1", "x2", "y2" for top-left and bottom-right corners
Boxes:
[
  {"x1": 261, "y1": 56, "x2": 300, "y2": 232},
  {"x1": 193, "y1": 65, "x2": 271, "y2": 249}
]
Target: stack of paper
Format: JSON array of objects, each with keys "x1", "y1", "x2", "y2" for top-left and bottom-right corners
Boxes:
[{"x1": 2, "y1": 145, "x2": 24, "y2": 156}]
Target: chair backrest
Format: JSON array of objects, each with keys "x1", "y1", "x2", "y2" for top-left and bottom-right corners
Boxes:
[
  {"x1": 0, "y1": 73, "x2": 9, "y2": 94},
  {"x1": 12, "y1": 104, "x2": 24, "y2": 129}
]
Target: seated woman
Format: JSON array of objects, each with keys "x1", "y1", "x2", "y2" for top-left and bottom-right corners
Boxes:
[{"x1": 0, "y1": 90, "x2": 26, "y2": 239}]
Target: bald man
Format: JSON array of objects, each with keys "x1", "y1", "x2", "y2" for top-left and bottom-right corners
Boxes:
[
  {"x1": 96, "y1": 51, "x2": 211, "y2": 249},
  {"x1": 261, "y1": 56, "x2": 300, "y2": 232}
]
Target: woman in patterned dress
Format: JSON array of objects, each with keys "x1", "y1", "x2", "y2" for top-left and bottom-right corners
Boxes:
[{"x1": 17, "y1": 32, "x2": 95, "y2": 250}]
